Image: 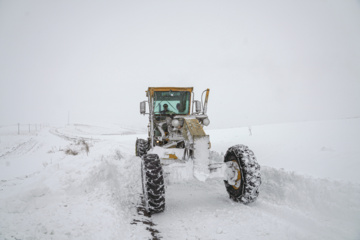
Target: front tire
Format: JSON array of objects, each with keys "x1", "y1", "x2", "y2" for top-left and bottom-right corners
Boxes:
[
  {"x1": 141, "y1": 154, "x2": 165, "y2": 214},
  {"x1": 224, "y1": 144, "x2": 261, "y2": 203}
]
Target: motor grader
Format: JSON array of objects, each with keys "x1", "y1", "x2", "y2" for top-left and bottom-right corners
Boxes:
[{"x1": 136, "y1": 87, "x2": 261, "y2": 214}]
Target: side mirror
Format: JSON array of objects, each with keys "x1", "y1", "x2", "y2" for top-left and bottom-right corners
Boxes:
[
  {"x1": 194, "y1": 100, "x2": 201, "y2": 113},
  {"x1": 140, "y1": 101, "x2": 146, "y2": 114}
]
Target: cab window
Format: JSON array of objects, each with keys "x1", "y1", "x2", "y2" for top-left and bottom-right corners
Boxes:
[{"x1": 154, "y1": 91, "x2": 190, "y2": 115}]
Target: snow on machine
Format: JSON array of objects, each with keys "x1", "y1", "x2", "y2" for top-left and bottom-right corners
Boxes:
[{"x1": 136, "y1": 87, "x2": 261, "y2": 214}]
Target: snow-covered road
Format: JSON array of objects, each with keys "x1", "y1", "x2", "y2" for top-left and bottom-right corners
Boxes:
[{"x1": 1, "y1": 119, "x2": 359, "y2": 239}]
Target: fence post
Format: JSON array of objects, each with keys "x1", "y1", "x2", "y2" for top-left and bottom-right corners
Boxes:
[{"x1": 18, "y1": 123, "x2": 20, "y2": 135}]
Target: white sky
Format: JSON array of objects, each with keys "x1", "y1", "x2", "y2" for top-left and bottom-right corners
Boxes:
[{"x1": 1, "y1": 0, "x2": 360, "y2": 128}]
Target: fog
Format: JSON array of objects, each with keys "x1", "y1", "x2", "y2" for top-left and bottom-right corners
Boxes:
[{"x1": 1, "y1": 0, "x2": 360, "y2": 129}]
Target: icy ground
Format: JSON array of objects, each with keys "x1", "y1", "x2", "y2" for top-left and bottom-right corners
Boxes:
[{"x1": 0, "y1": 119, "x2": 360, "y2": 240}]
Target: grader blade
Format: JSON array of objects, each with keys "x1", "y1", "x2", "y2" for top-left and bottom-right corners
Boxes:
[{"x1": 182, "y1": 118, "x2": 210, "y2": 181}]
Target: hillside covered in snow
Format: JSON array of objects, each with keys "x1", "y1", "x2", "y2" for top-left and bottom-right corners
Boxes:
[{"x1": 1, "y1": 119, "x2": 359, "y2": 240}]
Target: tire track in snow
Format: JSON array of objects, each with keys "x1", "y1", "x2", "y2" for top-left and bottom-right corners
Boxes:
[
  {"x1": 131, "y1": 196, "x2": 162, "y2": 239},
  {"x1": 49, "y1": 128, "x2": 96, "y2": 142},
  {"x1": 0, "y1": 138, "x2": 37, "y2": 159}
]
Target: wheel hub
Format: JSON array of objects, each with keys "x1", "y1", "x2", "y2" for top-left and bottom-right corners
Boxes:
[{"x1": 225, "y1": 160, "x2": 241, "y2": 189}]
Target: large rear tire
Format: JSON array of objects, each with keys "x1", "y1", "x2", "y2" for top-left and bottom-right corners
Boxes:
[
  {"x1": 224, "y1": 144, "x2": 261, "y2": 203},
  {"x1": 135, "y1": 139, "x2": 148, "y2": 157},
  {"x1": 141, "y1": 154, "x2": 165, "y2": 214}
]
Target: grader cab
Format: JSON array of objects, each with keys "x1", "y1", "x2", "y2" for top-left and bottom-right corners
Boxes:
[{"x1": 136, "y1": 87, "x2": 261, "y2": 214}]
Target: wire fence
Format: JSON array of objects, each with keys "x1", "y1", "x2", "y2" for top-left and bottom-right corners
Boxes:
[{"x1": 0, "y1": 123, "x2": 48, "y2": 135}]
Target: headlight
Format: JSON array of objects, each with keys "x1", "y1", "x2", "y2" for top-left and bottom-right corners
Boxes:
[
  {"x1": 203, "y1": 118, "x2": 210, "y2": 126},
  {"x1": 172, "y1": 119, "x2": 180, "y2": 127}
]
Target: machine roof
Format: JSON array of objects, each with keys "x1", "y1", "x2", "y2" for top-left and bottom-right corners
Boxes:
[{"x1": 146, "y1": 87, "x2": 193, "y2": 97}]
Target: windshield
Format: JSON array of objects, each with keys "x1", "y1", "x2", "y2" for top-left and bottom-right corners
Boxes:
[{"x1": 153, "y1": 91, "x2": 191, "y2": 115}]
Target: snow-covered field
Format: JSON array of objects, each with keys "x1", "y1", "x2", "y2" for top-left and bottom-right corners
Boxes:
[{"x1": 1, "y1": 119, "x2": 359, "y2": 240}]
